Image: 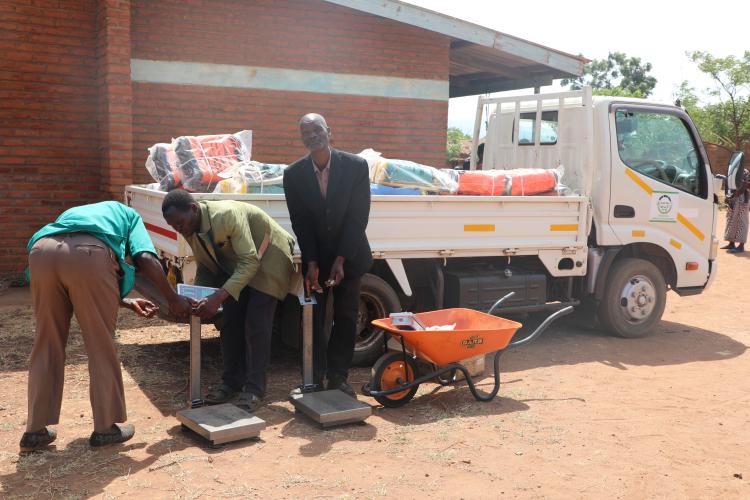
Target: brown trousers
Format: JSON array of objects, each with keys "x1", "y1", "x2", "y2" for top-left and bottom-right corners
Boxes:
[{"x1": 26, "y1": 233, "x2": 125, "y2": 433}]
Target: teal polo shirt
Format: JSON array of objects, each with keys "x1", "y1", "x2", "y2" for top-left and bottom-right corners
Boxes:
[{"x1": 27, "y1": 201, "x2": 157, "y2": 298}]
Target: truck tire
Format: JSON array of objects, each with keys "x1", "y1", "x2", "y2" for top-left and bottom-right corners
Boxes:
[
  {"x1": 598, "y1": 258, "x2": 666, "y2": 338},
  {"x1": 353, "y1": 273, "x2": 401, "y2": 366}
]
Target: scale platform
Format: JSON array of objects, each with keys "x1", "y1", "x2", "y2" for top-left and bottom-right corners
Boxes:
[
  {"x1": 177, "y1": 308, "x2": 267, "y2": 444},
  {"x1": 291, "y1": 293, "x2": 372, "y2": 428},
  {"x1": 177, "y1": 403, "x2": 266, "y2": 444},
  {"x1": 290, "y1": 389, "x2": 372, "y2": 428}
]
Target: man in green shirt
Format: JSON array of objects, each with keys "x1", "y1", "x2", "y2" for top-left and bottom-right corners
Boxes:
[
  {"x1": 161, "y1": 190, "x2": 295, "y2": 412},
  {"x1": 20, "y1": 201, "x2": 191, "y2": 453}
]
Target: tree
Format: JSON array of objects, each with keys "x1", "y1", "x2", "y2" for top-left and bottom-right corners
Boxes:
[
  {"x1": 446, "y1": 127, "x2": 470, "y2": 162},
  {"x1": 674, "y1": 81, "x2": 728, "y2": 145},
  {"x1": 686, "y1": 51, "x2": 750, "y2": 150},
  {"x1": 561, "y1": 52, "x2": 657, "y2": 98}
]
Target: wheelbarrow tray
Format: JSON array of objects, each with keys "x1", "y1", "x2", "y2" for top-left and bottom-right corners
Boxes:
[{"x1": 371, "y1": 308, "x2": 523, "y2": 366}]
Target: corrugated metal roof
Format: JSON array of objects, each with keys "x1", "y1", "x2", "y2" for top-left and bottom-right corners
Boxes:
[{"x1": 323, "y1": 0, "x2": 587, "y2": 97}]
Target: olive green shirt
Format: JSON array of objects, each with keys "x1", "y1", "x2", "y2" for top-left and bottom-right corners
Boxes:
[{"x1": 187, "y1": 201, "x2": 295, "y2": 301}]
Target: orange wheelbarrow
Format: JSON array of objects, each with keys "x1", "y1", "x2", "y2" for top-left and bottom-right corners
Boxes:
[{"x1": 362, "y1": 292, "x2": 573, "y2": 407}]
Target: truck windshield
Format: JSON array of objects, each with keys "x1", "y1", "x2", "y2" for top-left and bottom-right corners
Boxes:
[{"x1": 615, "y1": 110, "x2": 703, "y2": 197}]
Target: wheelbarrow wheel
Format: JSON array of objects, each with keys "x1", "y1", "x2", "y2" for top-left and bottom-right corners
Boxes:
[{"x1": 370, "y1": 351, "x2": 419, "y2": 408}]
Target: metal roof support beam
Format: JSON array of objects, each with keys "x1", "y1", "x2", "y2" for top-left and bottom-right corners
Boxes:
[
  {"x1": 450, "y1": 77, "x2": 553, "y2": 98},
  {"x1": 323, "y1": 0, "x2": 585, "y2": 76}
]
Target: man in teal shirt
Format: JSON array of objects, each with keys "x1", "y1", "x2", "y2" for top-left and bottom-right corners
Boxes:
[{"x1": 20, "y1": 201, "x2": 191, "y2": 452}]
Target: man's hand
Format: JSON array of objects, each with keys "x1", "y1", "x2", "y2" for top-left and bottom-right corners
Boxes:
[
  {"x1": 193, "y1": 289, "x2": 229, "y2": 319},
  {"x1": 328, "y1": 256, "x2": 345, "y2": 287},
  {"x1": 167, "y1": 295, "x2": 192, "y2": 320},
  {"x1": 122, "y1": 298, "x2": 159, "y2": 318},
  {"x1": 305, "y1": 261, "x2": 323, "y2": 294}
]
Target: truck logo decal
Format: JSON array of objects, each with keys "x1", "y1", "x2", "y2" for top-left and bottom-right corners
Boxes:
[
  {"x1": 626, "y1": 169, "x2": 704, "y2": 240},
  {"x1": 461, "y1": 336, "x2": 484, "y2": 348},
  {"x1": 649, "y1": 191, "x2": 679, "y2": 223},
  {"x1": 656, "y1": 195, "x2": 672, "y2": 215}
]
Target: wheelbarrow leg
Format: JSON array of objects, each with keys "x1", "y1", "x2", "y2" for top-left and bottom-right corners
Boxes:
[{"x1": 461, "y1": 305, "x2": 575, "y2": 402}]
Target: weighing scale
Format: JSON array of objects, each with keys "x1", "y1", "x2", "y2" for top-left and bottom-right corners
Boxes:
[
  {"x1": 289, "y1": 292, "x2": 372, "y2": 428},
  {"x1": 175, "y1": 285, "x2": 266, "y2": 445}
]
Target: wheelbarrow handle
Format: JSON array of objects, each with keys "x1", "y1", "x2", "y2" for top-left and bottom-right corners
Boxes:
[
  {"x1": 487, "y1": 291, "x2": 516, "y2": 315},
  {"x1": 507, "y1": 305, "x2": 574, "y2": 349}
]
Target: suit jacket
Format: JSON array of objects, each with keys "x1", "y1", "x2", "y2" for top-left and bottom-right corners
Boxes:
[
  {"x1": 283, "y1": 148, "x2": 373, "y2": 279},
  {"x1": 187, "y1": 200, "x2": 295, "y2": 301}
]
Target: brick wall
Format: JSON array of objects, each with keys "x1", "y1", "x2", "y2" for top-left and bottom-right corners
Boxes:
[
  {"x1": 129, "y1": 0, "x2": 449, "y2": 180},
  {"x1": 0, "y1": 0, "x2": 451, "y2": 276},
  {"x1": 130, "y1": 0, "x2": 447, "y2": 80},
  {"x1": 0, "y1": 0, "x2": 101, "y2": 275},
  {"x1": 704, "y1": 142, "x2": 750, "y2": 176},
  {"x1": 131, "y1": 84, "x2": 447, "y2": 184}
]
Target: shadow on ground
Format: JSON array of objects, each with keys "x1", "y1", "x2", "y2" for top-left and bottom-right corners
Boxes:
[
  {"x1": 496, "y1": 313, "x2": 747, "y2": 373},
  {"x1": 0, "y1": 423, "x2": 260, "y2": 498}
]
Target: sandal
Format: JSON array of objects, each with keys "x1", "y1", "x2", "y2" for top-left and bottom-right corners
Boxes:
[
  {"x1": 236, "y1": 391, "x2": 262, "y2": 413},
  {"x1": 204, "y1": 383, "x2": 238, "y2": 405}
]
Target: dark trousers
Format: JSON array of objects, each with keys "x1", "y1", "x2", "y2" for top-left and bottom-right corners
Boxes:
[
  {"x1": 312, "y1": 275, "x2": 362, "y2": 383},
  {"x1": 219, "y1": 286, "x2": 277, "y2": 397}
]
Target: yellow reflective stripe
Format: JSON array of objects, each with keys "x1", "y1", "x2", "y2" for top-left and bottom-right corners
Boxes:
[
  {"x1": 464, "y1": 224, "x2": 495, "y2": 232},
  {"x1": 625, "y1": 168, "x2": 653, "y2": 195},
  {"x1": 632, "y1": 230, "x2": 645, "y2": 237},
  {"x1": 677, "y1": 213, "x2": 705, "y2": 241},
  {"x1": 670, "y1": 239, "x2": 682, "y2": 249},
  {"x1": 550, "y1": 224, "x2": 578, "y2": 232}
]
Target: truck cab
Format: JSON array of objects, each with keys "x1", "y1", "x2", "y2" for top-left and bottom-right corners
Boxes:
[{"x1": 473, "y1": 88, "x2": 718, "y2": 337}]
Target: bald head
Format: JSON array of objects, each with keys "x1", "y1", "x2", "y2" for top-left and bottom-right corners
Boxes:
[
  {"x1": 299, "y1": 113, "x2": 331, "y2": 153},
  {"x1": 300, "y1": 113, "x2": 328, "y2": 128}
]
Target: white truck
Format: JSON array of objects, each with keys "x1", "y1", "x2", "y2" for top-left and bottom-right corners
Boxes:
[{"x1": 125, "y1": 87, "x2": 720, "y2": 364}]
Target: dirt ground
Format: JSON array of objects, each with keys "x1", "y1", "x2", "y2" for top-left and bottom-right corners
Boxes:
[{"x1": 1, "y1": 221, "x2": 749, "y2": 499}]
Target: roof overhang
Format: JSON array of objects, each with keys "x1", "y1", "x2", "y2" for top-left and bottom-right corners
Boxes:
[{"x1": 323, "y1": 0, "x2": 587, "y2": 98}]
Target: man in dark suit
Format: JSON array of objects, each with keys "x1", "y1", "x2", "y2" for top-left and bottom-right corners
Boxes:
[{"x1": 283, "y1": 113, "x2": 373, "y2": 397}]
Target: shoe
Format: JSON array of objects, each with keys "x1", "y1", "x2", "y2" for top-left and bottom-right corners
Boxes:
[
  {"x1": 236, "y1": 391, "x2": 262, "y2": 413},
  {"x1": 720, "y1": 243, "x2": 736, "y2": 250},
  {"x1": 204, "y1": 383, "x2": 238, "y2": 405},
  {"x1": 326, "y1": 376, "x2": 357, "y2": 398},
  {"x1": 729, "y1": 247, "x2": 745, "y2": 253},
  {"x1": 19, "y1": 428, "x2": 56, "y2": 452},
  {"x1": 90, "y1": 423, "x2": 135, "y2": 447}
]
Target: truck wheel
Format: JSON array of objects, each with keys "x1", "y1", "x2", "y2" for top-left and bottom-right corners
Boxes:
[
  {"x1": 598, "y1": 258, "x2": 666, "y2": 338},
  {"x1": 353, "y1": 273, "x2": 401, "y2": 366}
]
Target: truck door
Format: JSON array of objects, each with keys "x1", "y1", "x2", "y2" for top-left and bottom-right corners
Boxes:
[{"x1": 607, "y1": 104, "x2": 713, "y2": 289}]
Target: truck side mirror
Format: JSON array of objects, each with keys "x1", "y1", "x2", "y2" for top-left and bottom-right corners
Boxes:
[{"x1": 727, "y1": 151, "x2": 745, "y2": 190}]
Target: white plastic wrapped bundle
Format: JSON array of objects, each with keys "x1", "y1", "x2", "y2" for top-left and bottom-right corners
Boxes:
[
  {"x1": 213, "y1": 161, "x2": 287, "y2": 194},
  {"x1": 145, "y1": 130, "x2": 253, "y2": 192},
  {"x1": 357, "y1": 149, "x2": 458, "y2": 194}
]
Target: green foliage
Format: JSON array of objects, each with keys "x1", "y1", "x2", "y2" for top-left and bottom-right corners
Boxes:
[
  {"x1": 561, "y1": 52, "x2": 657, "y2": 98},
  {"x1": 446, "y1": 127, "x2": 470, "y2": 162},
  {"x1": 684, "y1": 51, "x2": 750, "y2": 150}
]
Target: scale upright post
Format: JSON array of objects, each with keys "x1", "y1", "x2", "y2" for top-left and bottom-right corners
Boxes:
[
  {"x1": 289, "y1": 293, "x2": 372, "y2": 427},
  {"x1": 188, "y1": 314, "x2": 203, "y2": 408},
  {"x1": 175, "y1": 293, "x2": 266, "y2": 445}
]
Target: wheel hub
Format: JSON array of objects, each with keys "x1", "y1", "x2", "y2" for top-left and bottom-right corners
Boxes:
[{"x1": 620, "y1": 274, "x2": 656, "y2": 322}]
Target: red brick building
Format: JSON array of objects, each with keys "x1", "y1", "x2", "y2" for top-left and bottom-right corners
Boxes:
[{"x1": 0, "y1": 0, "x2": 584, "y2": 277}]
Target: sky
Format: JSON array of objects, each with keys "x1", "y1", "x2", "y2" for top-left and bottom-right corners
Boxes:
[{"x1": 404, "y1": 0, "x2": 749, "y2": 134}]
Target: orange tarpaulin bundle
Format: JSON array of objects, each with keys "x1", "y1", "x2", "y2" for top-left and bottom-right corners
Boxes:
[{"x1": 457, "y1": 168, "x2": 559, "y2": 196}]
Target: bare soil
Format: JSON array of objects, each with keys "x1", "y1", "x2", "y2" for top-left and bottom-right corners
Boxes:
[{"x1": 1, "y1": 219, "x2": 749, "y2": 499}]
